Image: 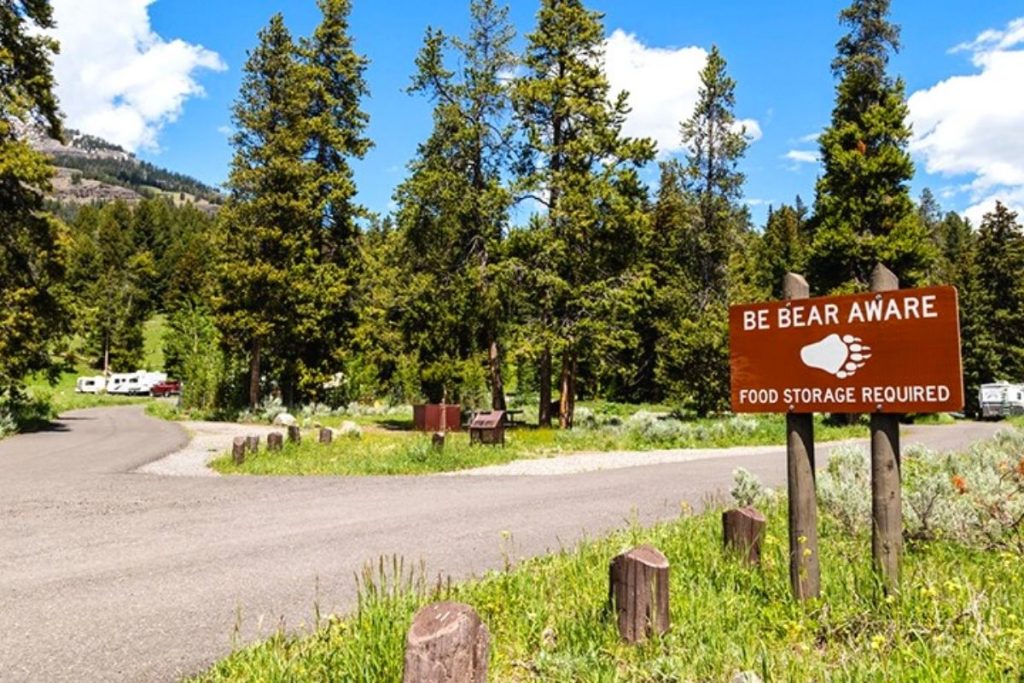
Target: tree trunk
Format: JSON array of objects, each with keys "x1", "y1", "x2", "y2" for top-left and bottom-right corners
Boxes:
[
  {"x1": 538, "y1": 348, "x2": 552, "y2": 428},
  {"x1": 488, "y1": 337, "x2": 507, "y2": 411},
  {"x1": 559, "y1": 350, "x2": 577, "y2": 430},
  {"x1": 249, "y1": 341, "x2": 262, "y2": 409}
]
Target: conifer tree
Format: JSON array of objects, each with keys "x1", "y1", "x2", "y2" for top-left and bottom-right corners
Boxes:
[
  {"x1": 290, "y1": 0, "x2": 372, "y2": 399},
  {"x1": 963, "y1": 203, "x2": 1024, "y2": 412},
  {"x1": 217, "y1": 15, "x2": 315, "y2": 407},
  {"x1": 0, "y1": 0, "x2": 70, "y2": 399},
  {"x1": 679, "y1": 45, "x2": 750, "y2": 309},
  {"x1": 755, "y1": 200, "x2": 809, "y2": 298},
  {"x1": 513, "y1": 0, "x2": 655, "y2": 428},
  {"x1": 389, "y1": 0, "x2": 517, "y2": 407},
  {"x1": 808, "y1": 0, "x2": 933, "y2": 292},
  {"x1": 653, "y1": 46, "x2": 749, "y2": 416}
]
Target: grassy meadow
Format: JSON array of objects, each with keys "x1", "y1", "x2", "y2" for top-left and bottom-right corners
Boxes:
[
  {"x1": 195, "y1": 500, "x2": 1024, "y2": 681},
  {"x1": 210, "y1": 413, "x2": 867, "y2": 476}
]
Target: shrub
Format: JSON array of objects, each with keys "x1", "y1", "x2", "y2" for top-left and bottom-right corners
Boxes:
[{"x1": 730, "y1": 467, "x2": 775, "y2": 508}]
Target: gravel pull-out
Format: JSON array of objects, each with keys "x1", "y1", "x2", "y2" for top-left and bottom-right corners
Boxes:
[{"x1": 136, "y1": 421, "x2": 280, "y2": 477}]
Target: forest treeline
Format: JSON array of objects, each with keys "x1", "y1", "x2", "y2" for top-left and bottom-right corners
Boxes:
[{"x1": 2, "y1": 0, "x2": 1023, "y2": 426}]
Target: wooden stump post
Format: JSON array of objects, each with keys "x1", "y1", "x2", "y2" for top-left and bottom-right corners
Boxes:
[
  {"x1": 870, "y1": 264, "x2": 903, "y2": 593},
  {"x1": 232, "y1": 436, "x2": 246, "y2": 465},
  {"x1": 403, "y1": 601, "x2": 489, "y2": 683},
  {"x1": 246, "y1": 435, "x2": 260, "y2": 454},
  {"x1": 784, "y1": 273, "x2": 821, "y2": 601},
  {"x1": 722, "y1": 507, "x2": 767, "y2": 565},
  {"x1": 267, "y1": 432, "x2": 283, "y2": 452},
  {"x1": 287, "y1": 425, "x2": 301, "y2": 444},
  {"x1": 608, "y1": 545, "x2": 670, "y2": 643},
  {"x1": 319, "y1": 428, "x2": 333, "y2": 445}
]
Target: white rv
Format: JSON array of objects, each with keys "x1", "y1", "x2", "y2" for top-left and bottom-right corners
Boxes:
[
  {"x1": 107, "y1": 371, "x2": 168, "y2": 396},
  {"x1": 75, "y1": 376, "x2": 107, "y2": 394},
  {"x1": 979, "y1": 382, "x2": 1024, "y2": 419}
]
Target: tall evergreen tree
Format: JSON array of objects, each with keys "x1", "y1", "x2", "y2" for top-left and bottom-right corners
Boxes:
[
  {"x1": 963, "y1": 203, "x2": 1024, "y2": 413},
  {"x1": 290, "y1": 0, "x2": 372, "y2": 399},
  {"x1": 216, "y1": 15, "x2": 314, "y2": 407},
  {"x1": 807, "y1": 0, "x2": 933, "y2": 292},
  {"x1": 653, "y1": 46, "x2": 750, "y2": 416},
  {"x1": 512, "y1": 0, "x2": 655, "y2": 428},
  {"x1": 388, "y1": 0, "x2": 517, "y2": 407},
  {"x1": 679, "y1": 45, "x2": 750, "y2": 309},
  {"x1": 0, "y1": 0, "x2": 70, "y2": 400}
]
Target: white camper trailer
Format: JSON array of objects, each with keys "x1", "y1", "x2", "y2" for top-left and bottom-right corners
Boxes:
[
  {"x1": 75, "y1": 376, "x2": 107, "y2": 394},
  {"x1": 979, "y1": 382, "x2": 1024, "y2": 419},
  {"x1": 107, "y1": 371, "x2": 168, "y2": 396}
]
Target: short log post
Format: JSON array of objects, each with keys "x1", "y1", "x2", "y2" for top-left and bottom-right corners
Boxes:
[
  {"x1": 319, "y1": 428, "x2": 333, "y2": 444},
  {"x1": 608, "y1": 545, "x2": 670, "y2": 643},
  {"x1": 784, "y1": 272, "x2": 821, "y2": 601},
  {"x1": 870, "y1": 263, "x2": 902, "y2": 593},
  {"x1": 287, "y1": 425, "x2": 301, "y2": 444},
  {"x1": 723, "y1": 507, "x2": 767, "y2": 565},
  {"x1": 403, "y1": 601, "x2": 489, "y2": 683},
  {"x1": 232, "y1": 436, "x2": 247, "y2": 465},
  {"x1": 267, "y1": 432, "x2": 284, "y2": 452},
  {"x1": 246, "y1": 435, "x2": 260, "y2": 454}
]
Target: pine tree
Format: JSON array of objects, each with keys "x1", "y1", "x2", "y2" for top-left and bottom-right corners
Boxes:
[
  {"x1": 653, "y1": 46, "x2": 750, "y2": 416},
  {"x1": 216, "y1": 15, "x2": 315, "y2": 407},
  {"x1": 67, "y1": 202, "x2": 157, "y2": 373},
  {"x1": 679, "y1": 45, "x2": 750, "y2": 309},
  {"x1": 963, "y1": 203, "x2": 1024, "y2": 413},
  {"x1": 755, "y1": 200, "x2": 809, "y2": 298},
  {"x1": 388, "y1": 0, "x2": 517, "y2": 407},
  {"x1": 512, "y1": 0, "x2": 655, "y2": 428},
  {"x1": 289, "y1": 0, "x2": 373, "y2": 400},
  {"x1": 0, "y1": 0, "x2": 70, "y2": 400},
  {"x1": 807, "y1": 0, "x2": 933, "y2": 292}
]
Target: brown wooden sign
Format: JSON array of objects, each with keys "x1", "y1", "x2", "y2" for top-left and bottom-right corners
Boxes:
[{"x1": 730, "y1": 285, "x2": 964, "y2": 414}]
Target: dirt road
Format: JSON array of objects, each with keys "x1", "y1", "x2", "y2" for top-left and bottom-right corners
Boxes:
[{"x1": 0, "y1": 407, "x2": 1002, "y2": 681}]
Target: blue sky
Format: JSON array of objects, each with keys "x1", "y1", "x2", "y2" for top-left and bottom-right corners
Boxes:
[{"x1": 47, "y1": 1, "x2": 1024, "y2": 227}]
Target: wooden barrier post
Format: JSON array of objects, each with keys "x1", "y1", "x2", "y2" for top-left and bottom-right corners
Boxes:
[
  {"x1": 246, "y1": 435, "x2": 260, "y2": 454},
  {"x1": 232, "y1": 436, "x2": 247, "y2": 465},
  {"x1": 870, "y1": 264, "x2": 902, "y2": 593},
  {"x1": 319, "y1": 428, "x2": 333, "y2": 444},
  {"x1": 287, "y1": 425, "x2": 301, "y2": 444},
  {"x1": 267, "y1": 432, "x2": 283, "y2": 451},
  {"x1": 608, "y1": 545, "x2": 670, "y2": 643},
  {"x1": 784, "y1": 272, "x2": 821, "y2": 601},
  {"x1": 403, "y1": 601, "x2": 489, "y2": 683},
  {"x1": 723, "y1": 507, "x2": 767, "y2": 565}
]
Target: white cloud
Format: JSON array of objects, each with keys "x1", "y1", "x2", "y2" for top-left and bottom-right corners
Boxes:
[
  {"x1": 48, "y1": 0, "x2": 226, "y2": 152},
  {"x1": 784, "y1": 150, "x2": 819, "y2": 164},
  {"x1": 908, "y1": 16, "x2": 1024, "y2": 221},
  {"x1": 603, "y1": 30, "x2": 760, "y2": 157}
]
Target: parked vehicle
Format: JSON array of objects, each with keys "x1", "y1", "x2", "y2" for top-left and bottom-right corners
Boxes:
[
  {"x1": 75, "y1": 376, "x2": 107, "y2": 394},
  {"x1": 150, "y1": 380, "x2": 182, "y2": 398},
  {"x1": 979, "y1": 382, "x2": 1024, "y2": 419},
  {"x1": 107, "y1": 371, "x2": 168, "y2": 396}
]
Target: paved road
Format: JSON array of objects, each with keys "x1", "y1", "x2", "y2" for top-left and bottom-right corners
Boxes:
[{"x1": 0, "y1": 407, "x2": 1002, "y2": 682}]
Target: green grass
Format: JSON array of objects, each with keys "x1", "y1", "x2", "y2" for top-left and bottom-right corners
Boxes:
[
  {"x1": 143, "y1": 314, "x2": 167, "y2": 371},
  {"x1": 211, "y1": 415, "x2": 866, "y2": 477},
  {"x1": 195, "y1": 503, "x2": 1024, "y2": 682}
]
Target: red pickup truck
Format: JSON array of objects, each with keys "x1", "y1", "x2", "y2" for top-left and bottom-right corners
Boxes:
[{"x1": 150, "y1": 380, "x2": 182, "y2": 397}]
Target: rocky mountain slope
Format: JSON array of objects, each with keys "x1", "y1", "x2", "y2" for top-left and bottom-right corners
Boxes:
[{"x1": 18, "y1": 122, "x2": 223, "y2": 211}]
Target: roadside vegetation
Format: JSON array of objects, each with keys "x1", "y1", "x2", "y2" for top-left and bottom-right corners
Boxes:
[
  {"x1": 198, "y1": 429, "x2": 1024, "y2": 681},
  {"x1": 210, "y1": 410, "x2": 867, "y2": 476}
]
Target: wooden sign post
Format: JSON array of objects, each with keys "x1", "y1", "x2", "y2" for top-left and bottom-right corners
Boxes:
[
  {"x1": 730, "y1": 267, "x2": 964, "y2": 598},
  {"x1": 783, "y1": 274, "x2": 820, "y2": 600},
  {"x1": 869, "y1": 265, "x2": 902, "y2": 592}
]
